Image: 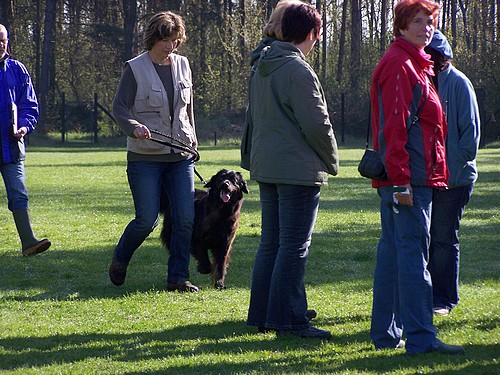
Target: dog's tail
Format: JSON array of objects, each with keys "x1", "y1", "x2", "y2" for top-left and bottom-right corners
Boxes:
[{"x1": 159, "y1": 188, "x2": 170, "y2": 215}]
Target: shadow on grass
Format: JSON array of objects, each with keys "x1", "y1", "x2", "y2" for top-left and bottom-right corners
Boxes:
[
  {"x1": 1, "y1": 212, "x2": 499, "y2": 301},
  {"x1": 0, "y1": 320, "x2": 497, "y2": 374},
  {"x1": 0, "y1": 228, "x2": 379, "y2": 302}
]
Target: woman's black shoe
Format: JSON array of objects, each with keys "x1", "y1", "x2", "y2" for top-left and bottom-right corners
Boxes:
[
  {"x1": 277, "y1": 327, "x2": 332, "y2": 340},
  {"x1": 306, "y1": 309, "x2": 317, "y2": 320},
  {"x1": 109, "y1": 257, "x2": 127, "y2": 286}
]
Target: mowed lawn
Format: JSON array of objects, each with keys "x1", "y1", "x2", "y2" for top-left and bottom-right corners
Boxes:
[{"x1": 0, "y1": 142, "x2": 498, "y2": 374}]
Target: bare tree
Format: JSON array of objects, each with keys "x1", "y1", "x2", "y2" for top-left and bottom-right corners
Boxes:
[
  {"x1": 0, "y1": 0, "x2": 13, "y2": 29},
  {"x1": 380, "y1": 0, "x2": 388, "y2": 51},
  {"x1": 39, "y1": 0, "x2": 57, "y2": 132},
  {"x1": 2, "y1": 0, "x2": 497, "y2": 139},
  {"x1": 122, "y1": 0, "x2": 137, "y2": 62},
  {"x1": 349, "y1": 0, "x2": 362, "y2": 92},
  {"x1": 451, "y1": 0, "x2": 457, "y2": 49},
  {"x1": 336, "y1": 0, "x2": 348, "y2": 83}
]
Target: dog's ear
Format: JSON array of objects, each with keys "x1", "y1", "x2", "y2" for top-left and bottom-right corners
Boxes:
[
  {"x1": 205, "y1": 169, "x2": 227, "y2": 189},
  {"x1": 237, "y1": 172, "x2": 249, "y2": 194}
]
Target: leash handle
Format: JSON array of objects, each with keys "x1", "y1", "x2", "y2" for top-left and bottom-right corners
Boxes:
[
  {"x1": 148, "y1": 129, "x2": 206, "y2": 184},
  {"x1": 148, "y1": 129, "x2": 200, "y2": 162}
]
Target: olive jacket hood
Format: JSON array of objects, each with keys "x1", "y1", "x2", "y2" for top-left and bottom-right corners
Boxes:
[{"x1": 246, "y1": 41, "x2": 338, "y2": 186}]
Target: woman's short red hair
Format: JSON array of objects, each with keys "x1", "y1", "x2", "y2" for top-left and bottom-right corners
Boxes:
[{"x1": 393, "y1": 0, "x2": 440, "y2": 37}]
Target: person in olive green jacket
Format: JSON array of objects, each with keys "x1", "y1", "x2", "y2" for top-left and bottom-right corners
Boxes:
[
  {"x1": 244, "y1": 3, "x2": 338, "y2": 339},
  {"x1": 241, "y1": 0, "x2": 303, "y2": 170}
]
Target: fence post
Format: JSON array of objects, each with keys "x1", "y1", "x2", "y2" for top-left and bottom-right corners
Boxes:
[
  {"x1": 93, "y1": 93, "x2": 98, "y2": 143},
  {"x1": 341, "y1": 91, "x2": 345, "y2": 145},
  {"x1": 476, "y1": 87, "x2": 486, "y2": 149},
  {"x1": 61, "y1": 92, "x2": 66, "y2": 142}
]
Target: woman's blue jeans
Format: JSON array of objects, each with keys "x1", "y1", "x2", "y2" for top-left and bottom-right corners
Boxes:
[
  {"x1": 428, "y1": 183, "x2": 473, "y2": 310},
  {"x1": 370, "y1": 186, "x2": 437, "y2": 354},
  {"x1": 113, "y1": 158, "x2": 194, "y2": 284},
  {"x1": 1, "y1": 161, "x2": 29, "y2": 211},
  {"x1": 247, "y1": 182, "x2": 320, "y2": 330}
]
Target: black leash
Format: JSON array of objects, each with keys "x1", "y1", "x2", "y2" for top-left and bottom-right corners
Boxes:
[{"x1": 149, "y1": 129, "x2": 206, "y2": 184}]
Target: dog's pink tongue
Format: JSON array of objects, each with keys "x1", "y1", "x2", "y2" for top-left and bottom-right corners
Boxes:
[{"x1": 220, "y1": 191, "x2": 231, "y2": 203}]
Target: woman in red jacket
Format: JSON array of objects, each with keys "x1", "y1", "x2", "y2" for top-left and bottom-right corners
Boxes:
[{"x1": 369, "y1": 0, "x2": 463, "y2": 355}]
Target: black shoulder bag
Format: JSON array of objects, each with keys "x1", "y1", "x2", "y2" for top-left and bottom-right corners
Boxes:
[
  {"x1": 357, "y1": 107, "x2": 388, "y2": 181},
  {"x1": 358, "y1": 91, "x2": 428, "y2": 181}
]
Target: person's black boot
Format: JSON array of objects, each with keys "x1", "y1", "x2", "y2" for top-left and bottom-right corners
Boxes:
[{"x1": 13, "y1": 208, "x2": 51, "y2": 256}]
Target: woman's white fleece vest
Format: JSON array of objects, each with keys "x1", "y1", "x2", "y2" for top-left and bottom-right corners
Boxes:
[{"x1": 127, "y1": 52, "x2": 196, "y2": 155}]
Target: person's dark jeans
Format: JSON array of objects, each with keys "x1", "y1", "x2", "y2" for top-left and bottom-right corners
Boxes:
[
  {"x1": 1, "y1": 161, "x2": 29, "y2": 211},
  {"x1": 113, "y1": 158, "x2": 194, "y2": 284},
  {"x1": 247, "y1": 182, "x2": 320, "y2": 330},
  {"x1": 428, "y1": 183, "x2": 474, "y2": 310},
  {"x1": 371, "y1": 186, "x2": 437, "y2": 354}
]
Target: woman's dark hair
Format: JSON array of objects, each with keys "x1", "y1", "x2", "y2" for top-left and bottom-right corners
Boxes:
[
  {"x1": 393, "y1": 0, "x2": 440, "y2": 38},
  {"x1": 144, "y1": 11, "x2": 186, "y2": 51},
  {"x1": 424, "y1": 46, "x2": 450, "y2": 73},
  {"x1": 281, "y1": 3, "x2": 322, "y2": 44}
]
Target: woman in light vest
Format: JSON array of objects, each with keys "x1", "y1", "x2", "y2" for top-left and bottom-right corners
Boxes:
[{"x1": 110, "y1": 12, "x2": 198, "y2": 292}]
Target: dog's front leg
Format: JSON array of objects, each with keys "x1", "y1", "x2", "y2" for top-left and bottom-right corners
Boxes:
[
  {"x1": 212, "y1": 247, "x2": 231, "y2": 289},
  {"x1": 192, "y1": 245, "x2": 212, "y2": 275}
]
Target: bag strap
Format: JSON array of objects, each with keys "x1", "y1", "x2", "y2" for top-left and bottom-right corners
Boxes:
[
  {"x1": 409, "y1": 81, "x2": 429, "y2": 128},
  {"x1": 365, "y1": 105, "x2": 371, "y2": 149},
  {"x1": 367, "y1": 83, "x2": 429, "y2": 149},
  {"x1": 411, "y1": 88, "x2": 428, "y2": 126}
]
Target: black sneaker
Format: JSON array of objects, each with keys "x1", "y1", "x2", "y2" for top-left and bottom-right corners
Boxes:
[
  {"x1": 277, "y1": 327, "x2": 332, "y2": 340},
  {"x1": 376, "y1": 339, "x2": 406, "y2": 351},
  {"x1": 427, "y1": 339, "x2": 464, "y2": 355},
  {"x1": 306, "y1": 309, "x2": 317, "y2": 320},
  {"x1": 109, "y1": 256, "x2": 127, "y2": 286},
  {"x1": 167, "y1": 280, "x2": 199, "y2": 293},
  {"x1": 433, "y1": 307, "x2": 451, "y2": 316},
  {"x1": 258, "y1": 326, "x2": 275, "y2": 334}
]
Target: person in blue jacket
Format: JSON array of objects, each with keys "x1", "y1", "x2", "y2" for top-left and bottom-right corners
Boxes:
[
  {"x1": 425, "y1": 30, "x2": 480, "y2": 316},
  {"x1": 0, "y1": 24, "x2": 51, "y2": 256}
]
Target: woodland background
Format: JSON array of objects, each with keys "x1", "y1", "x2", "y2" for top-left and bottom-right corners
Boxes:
[{"x1": 0, "y1": 0, "x2": 498, "y2": 144}]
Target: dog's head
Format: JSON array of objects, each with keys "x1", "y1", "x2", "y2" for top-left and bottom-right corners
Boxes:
[{"x1": 205, "y1": 169, "x2": 249, "y2": 203}]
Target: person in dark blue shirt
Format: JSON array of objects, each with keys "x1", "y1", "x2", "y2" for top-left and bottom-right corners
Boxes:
[
  {"x1": 0, "y1": 24, "x2": 51, "y2": 256},
  {"x1": 425, "y1": 30, "x2": 480, "y2": 316}
]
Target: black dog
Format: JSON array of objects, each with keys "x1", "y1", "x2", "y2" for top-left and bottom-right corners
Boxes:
[{"x1": 161, "y1": 169, "x2": 248, "y2": 289}]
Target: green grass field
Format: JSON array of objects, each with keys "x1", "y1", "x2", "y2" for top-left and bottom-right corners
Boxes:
[{"x1": 0, "y1": 143, "x2": 498, "y2": 374}]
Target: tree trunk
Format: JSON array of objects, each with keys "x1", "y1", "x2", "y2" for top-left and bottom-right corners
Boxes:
[
  {"x1": 321, "y1": 1, "x2": 327, "y2": 82},
  {"x1": 267, "y1": 0, "x2": 279, "y2": 19},
  {"x1": 312, "y1": 0, "x2": 322, "y2": 73},
  {"x1": 336, "y1": 0, "x2": 348, "y2": 83},
  {"x1": 39, "y1": 0, "x2": 57, "y2": 133},
  {"x1": 380, "y1": 0, "x2": 388, "y2": 51},
  {"x1": 349, "y1": 0, "x2": 361, "y2": 92},
  {"x1": 165, "y1": 0, "x2": 182, "y2": 12},
  {"x1": 34, "y1": 0, "x2": 41, "y2": 92},
  {"x1": 0, "y1": 0, "x2": 13, "y2": 30},
  {"x1": 227, "y1": 0, "x2": 233, "y2": 112},
  {"x1": 122, "y1": 0, "x2": 136, "y2": 62},
  {"x1": 451, "y1": 0, "x2": 457, "y2": 50}
]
